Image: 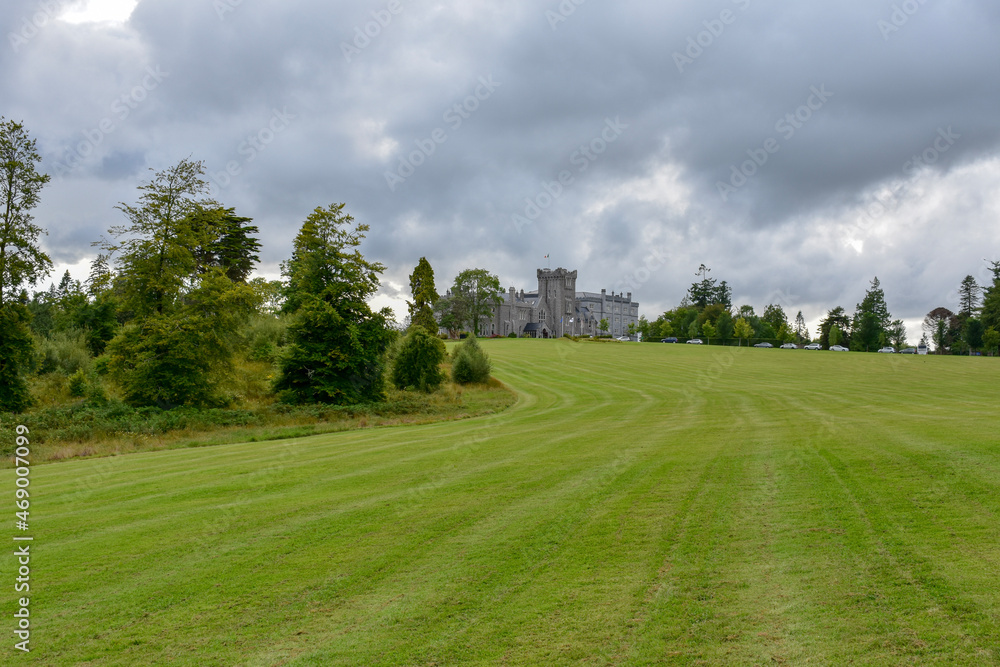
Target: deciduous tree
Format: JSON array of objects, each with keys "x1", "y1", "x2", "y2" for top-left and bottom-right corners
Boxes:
[
  {"x1": 446, "y1": 268, "x2": 503, "y2": 336},
  {"x1": 1, "y1": 118, "x2": 51, "y2": 307},
  {"x1": 274, "y1": 204, "x2": 393, "y2": 404}
]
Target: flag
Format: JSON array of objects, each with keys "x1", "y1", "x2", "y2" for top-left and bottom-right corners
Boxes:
[{"x1": 544, "y1": 254, "x2": 549, "y2": 259}]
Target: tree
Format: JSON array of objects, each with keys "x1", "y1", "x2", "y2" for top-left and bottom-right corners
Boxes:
[
  {"x1": 957, "y1": 275, "x2": 981, "y2": 320},
  {"x1": 887, "y1": 319, "x2": 907, "y2": 350},
  {"x1": 274, "y1": 204, "x2": 394, "y2": 405},
  {"x1": 0, "y1": 302, "x2": 33, "y2": 412},
  {"x1": 407, "y1": 257, "x2": 439, "y2": 335},
  {"x1": 829, "y1": 324, "x2": 843, "y2": 347},
  {"x1": 777, "y1": 321, "x2": 795, "y2": 344},
  {"x1": 190, "y1": 206, "x2": 261, "y2": 283},
  {"x1": 447, "y1": 269, "x2": 503, "y2": 336},
  {"x1": 686, "y1": 265, "x2": 731, "y2": 309},
  {"x1": 103, "y1": 158, "x2": 217, "y2": 318},
  {"x1": 102, "y1": 159, "x2": 256, "y2": 406},
  {"x1": 701, "y1": 321, "x2": 716, "y2": 345},
  {"x1": 599, "y1": 318, "x2": 609, "y2": 336},
  {"x1": 1, "y1": 118, "x2": 52, "y2": 307},
  {"x1": 716, "y1": 311, "x2": 734, "y2": 343},
  {"x1": 794, "y1": 311, "x2": 808, "y2": 341},
  {"x1": 980, "y1": 267, "x2": 1000, "y2": 333},
  {"x1": 106, "y1": 270, "x2": 256, "y2": 407},
  {"x1": 762, "y1": 303, "x2": 789, "y2": 334},
  {"x1": 923, "y1": 307, "x2": 959, "y2": 354},
  {"x1": 963, "y1": 318, "x2": 984, "y2": 355},
  {"x1": 818, "y1": 306, "x2": 851, "y2": 349},
  {"x1": 738, "y1": 304, "x2": 755, "y2": 320},
  {"x1": 852, "y1": 277, "x2": 891, "y2": 351},
  {"x1": 983, "y1": 327, "x2": 1000, "y2": 357},
  {"x1": 687, "y1": 319, "x2": 700, "y2": 339},
  {"x1": 391, "y1": 327, "x2": 446, "y2": 392},
  {"x1": 733, "y1": 317, "x2": 752, "y2": 346}
]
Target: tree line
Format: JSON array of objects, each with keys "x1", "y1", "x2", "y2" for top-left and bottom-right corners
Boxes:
[
  {"x1": 0, "y1": 119, "x2": 491, "y2": 414},
  {"x1": 635, "y1": 267, "x2": 1000, "y2": 355}
]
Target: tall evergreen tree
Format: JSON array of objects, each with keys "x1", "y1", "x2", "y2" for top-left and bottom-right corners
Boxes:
[
  {"x1": 852, "y1": 277, "x2": 891, "y2": 351},
  {"x1": 407, "y1": 257, "x2": 439, "y2": 334},
  {"x1": 957, "y1": 274, "x2": 981, "y2": 320}
]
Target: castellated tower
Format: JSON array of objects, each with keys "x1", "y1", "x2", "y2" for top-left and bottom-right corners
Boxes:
[{"x1": 536, "y1": 268, "x2": 577, "y2": 338}]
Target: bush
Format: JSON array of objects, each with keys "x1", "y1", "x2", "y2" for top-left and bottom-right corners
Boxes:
[
  {"x1": 391, "y1": 328, "x2": 446, "y2": 392},
  {"x1": 451, "y1": 335, "x2": 492, "y2": 384},
  {"x1": 68, "y1": 369, "x2": 88, "y2": 397},
  {"x1": 507, "y1": 332, "x2": 517, "y2": 338},
  {"x1": 35, "y1": 329, "x2": 92, "y2": 375},
  {"x1": 242, "y1": 314, "x2": 288, "y2": 362}
]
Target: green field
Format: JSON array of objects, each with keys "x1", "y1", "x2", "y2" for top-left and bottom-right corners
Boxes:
[{"x1": 5, "y1": 340, "x2": 1000, "y2": 665}]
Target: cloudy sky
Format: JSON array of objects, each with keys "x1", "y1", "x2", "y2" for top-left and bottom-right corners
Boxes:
[{"x1": 4, "y1": 0, "x2": 999, "y2": 338}]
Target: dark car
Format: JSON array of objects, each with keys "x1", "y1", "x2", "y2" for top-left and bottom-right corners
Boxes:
[
  {"x1": 661, "y1": 337, "x2": 678, "y2": 343},
  {"x1": 900, "y1": 347, "x2": 917, "y2": 354},
  {"x1": 753, "y1": 342, "x2": 773, "y2": 348}
]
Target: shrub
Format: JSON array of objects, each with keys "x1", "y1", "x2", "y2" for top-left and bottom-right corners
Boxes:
[
  {"x1": 35, "y1": 329, "x2": 92, "y2": 375},
  {"x1": 68, "y1": 369, "x2": 88, "y2": 397},
  {"x1": 451, "y1": 335, "x2": 492, "y2": 384},
  {"x1": 242, "y1": 314, "x2": 288, "y2": 362},
  {"x1": 507, "y1": 332, "x2": 517, "y2": 338},
  {"x1": 391, "y1": 328, "x2": 446, "y2": 392}
]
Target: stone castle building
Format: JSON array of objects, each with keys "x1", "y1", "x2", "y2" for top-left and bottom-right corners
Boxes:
[{"x1": 480, "y1": 268, "x2": 639, "y2": 338}]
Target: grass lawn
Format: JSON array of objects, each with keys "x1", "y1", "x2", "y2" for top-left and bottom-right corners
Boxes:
[{"x1": 4, "y1": 339, "x2": 1000, "y2": 665}]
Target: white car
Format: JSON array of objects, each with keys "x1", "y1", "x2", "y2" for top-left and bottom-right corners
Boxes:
[
  {"x1": 687, "y1": 338, "x2": 703, "y2": 344},
  {"x1": 779, "y1": 343, "x2": 797, "y2": 349},
  {"x1": 877, "y1": 347, "x2": 896, "y2": 353},
  {"x1": 616, "y1": 336, "x2": 630, "y2": 341},
  {"x1": 804, "y1": 343, "x2": 822, "y2": 350},
  {"x1": 830, "y1": 345, "x2": 849, "y2": 352}
]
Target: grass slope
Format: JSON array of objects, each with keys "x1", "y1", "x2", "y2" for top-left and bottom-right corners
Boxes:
[{"x1": 4, "y1": 340, "x2": 1000, "y2": 665}]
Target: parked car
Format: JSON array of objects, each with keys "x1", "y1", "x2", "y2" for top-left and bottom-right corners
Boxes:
[
  {"x1": 900, "y1": 347, "x2": 916, "y2": 354},
  {"x1": 877, "y1": 346, "x2": 896, "y2": 353},
  {"x1": 830, "y1": 345, "x2": 849, "y2": 351},
  {"x1": 753, "y1": 342, "x2": 773, "y2": 348},
  {"x1": 804, "y1": 343, "x2": 822, "y2": 350},
  {"x1": 779, "y1": 343, "x2": 797, "y2": 349},
  {"x1": 687, "y1": 338, "x2": 703, "y2": 344},
  {"x1": 661, "y1": 337, "x2": 678, "y2": 343},
  {"x1": 616, "y1": 336, "x2": 630, "y2": 341}
]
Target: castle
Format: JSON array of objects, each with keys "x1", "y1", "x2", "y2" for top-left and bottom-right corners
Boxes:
[{"x1": 483, "y1": 268, "x2": 639, "y2": 338}]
